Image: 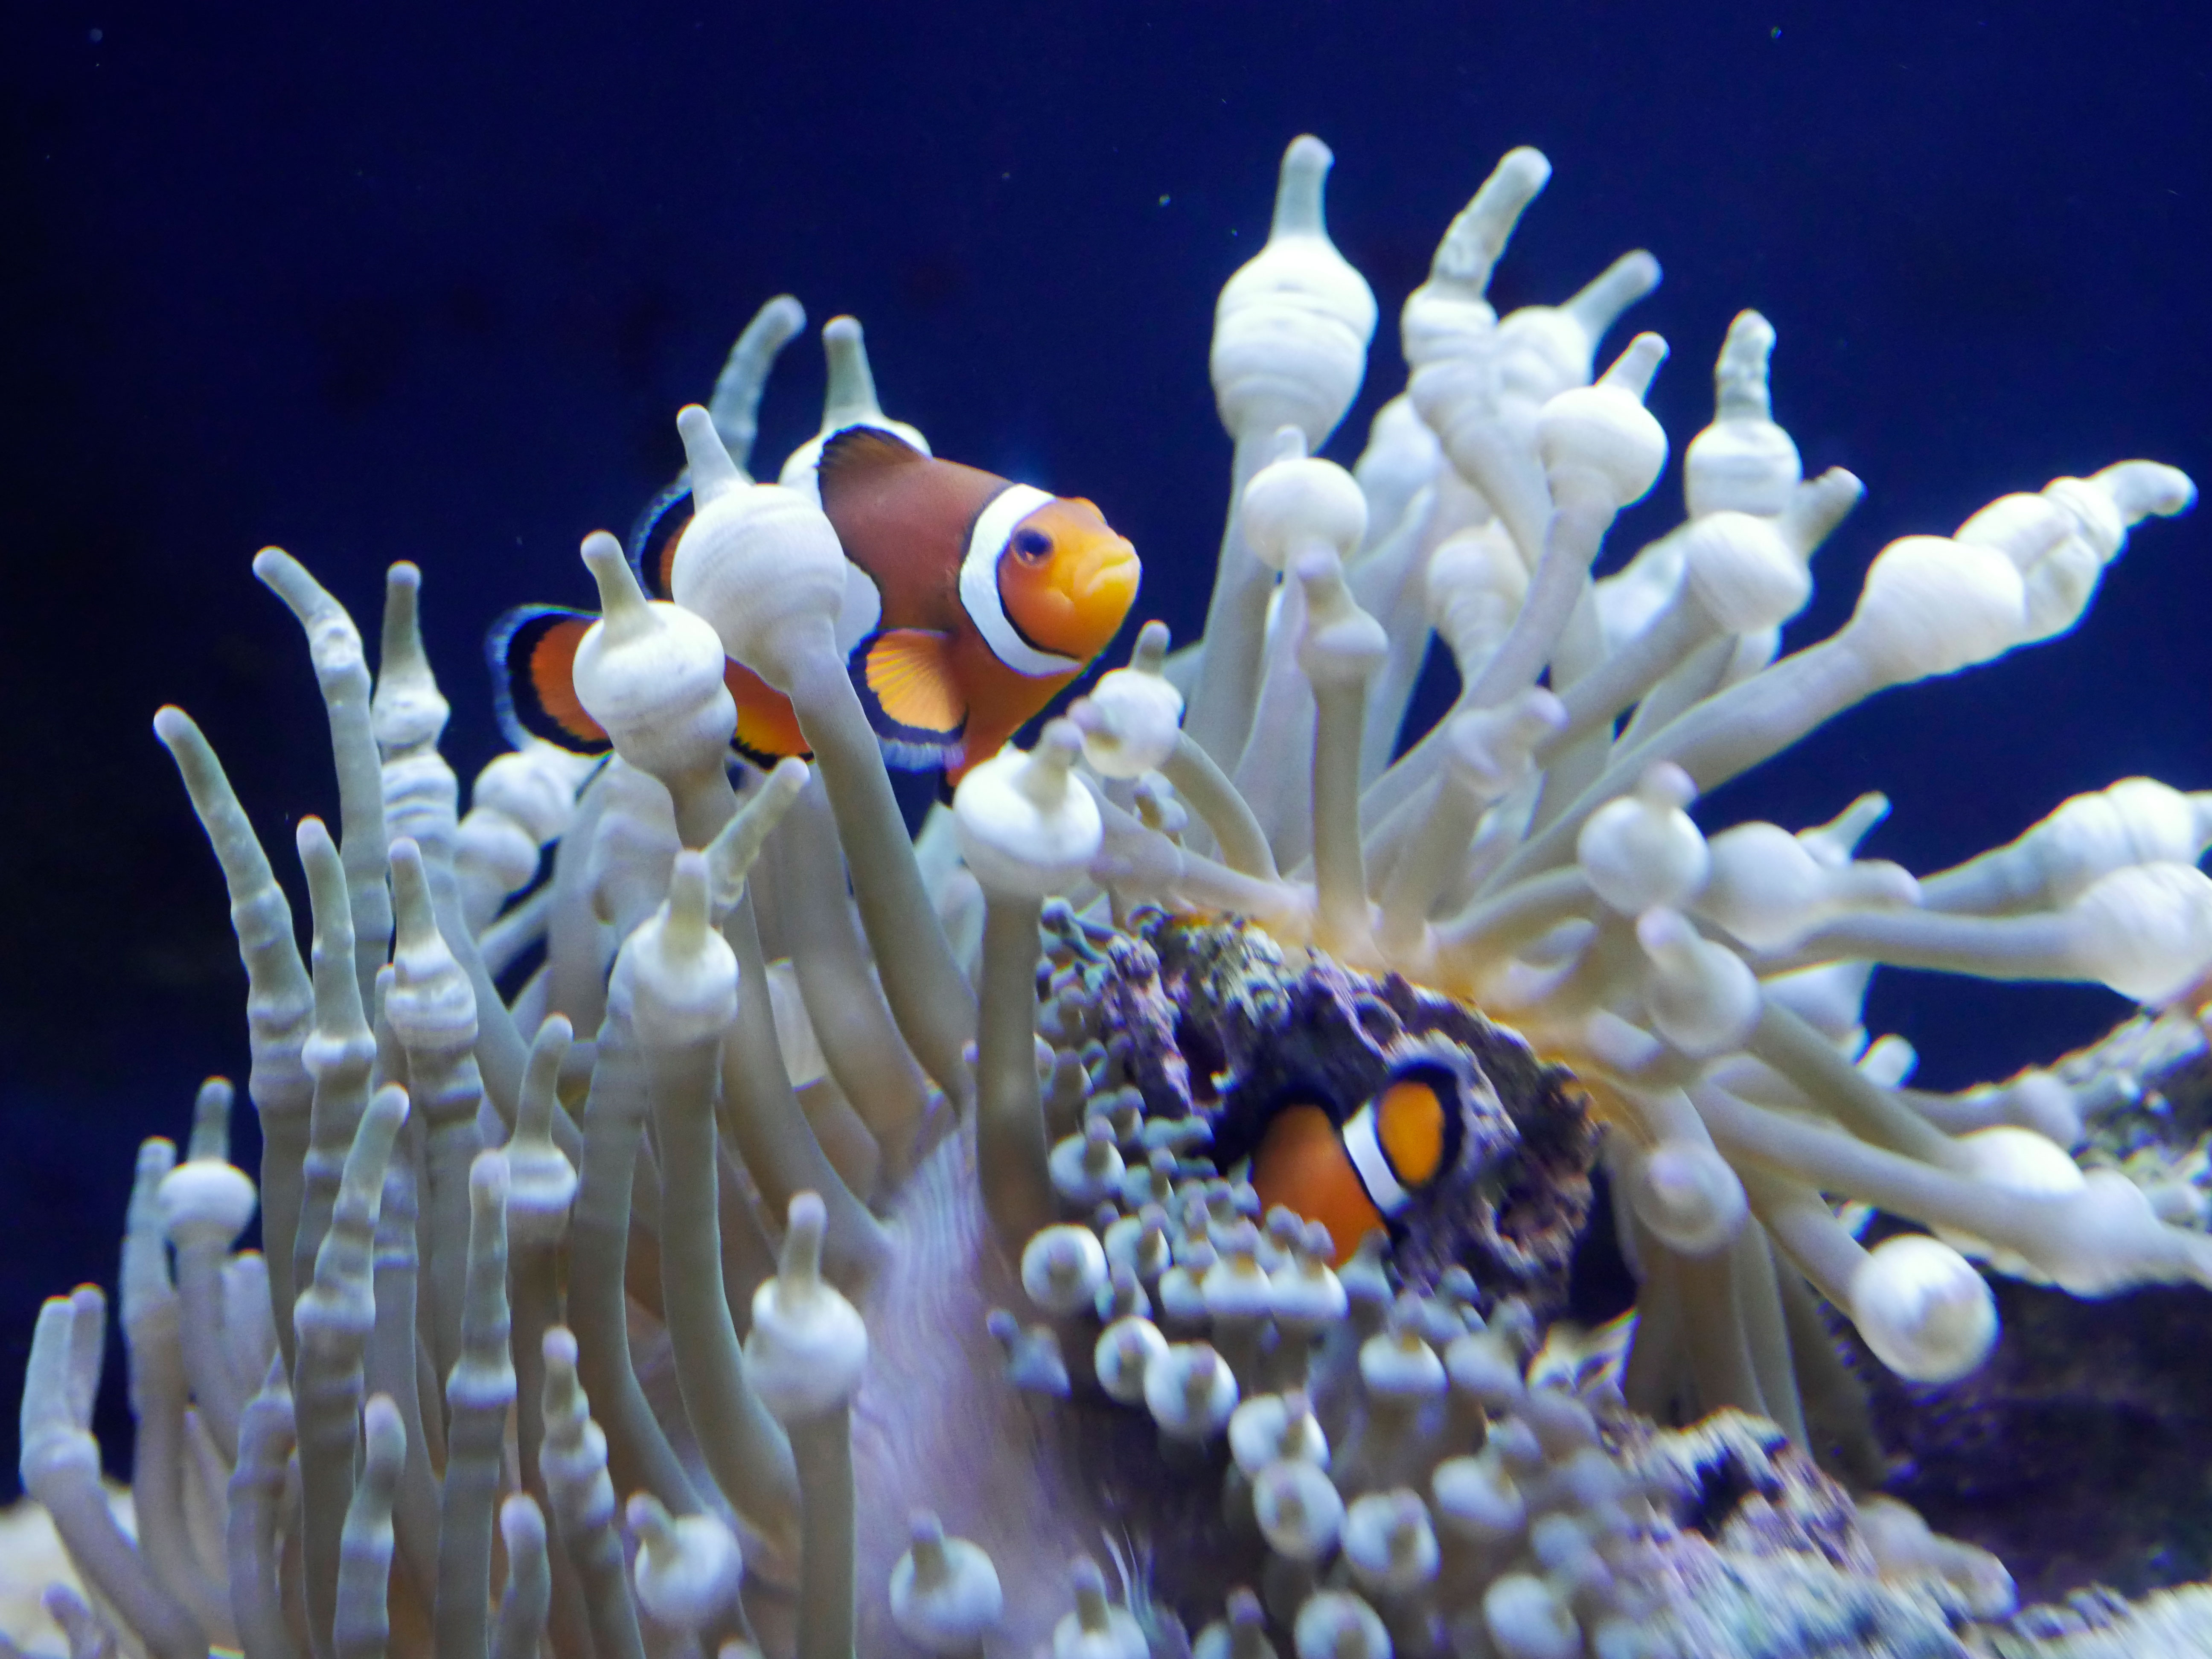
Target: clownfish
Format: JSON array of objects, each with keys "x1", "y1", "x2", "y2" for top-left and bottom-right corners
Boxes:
[
  {"x1": 490, "y1": 424, "x2": 1141, "y2": 784},
  {"x1": 1248, "y1": 1060, "x2": 1470, "y2": 1265}
]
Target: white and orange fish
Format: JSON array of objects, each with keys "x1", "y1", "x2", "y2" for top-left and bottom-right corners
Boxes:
[
  {"x1": 1248, "y1": 1059, "x2": 1473, "y2": 1265},
  {"x1": 492, "y1": 425, "x2": 1141, "y2": 783}
]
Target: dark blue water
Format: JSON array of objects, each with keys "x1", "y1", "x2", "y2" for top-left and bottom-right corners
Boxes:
[{"x1": 3, "y1": 0, "x2": 2206, "y2": 1493}]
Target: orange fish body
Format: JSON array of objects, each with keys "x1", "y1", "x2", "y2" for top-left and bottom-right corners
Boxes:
[
  {"x1": 1249, "y1": 1065, "x2": 1465, "y2": 1265},
  {"x1": 492, "y1": 424, "x2": 1141, "y2": 784}
]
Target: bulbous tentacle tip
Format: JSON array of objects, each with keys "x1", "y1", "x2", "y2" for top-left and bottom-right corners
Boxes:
[
  {"x1": 676, "y1": 402, "x2": 745, "y2": 503},
  {"x1": 1272, "y1": 135, "x2": 1336, "y2": 239},
  {"x1": 251, "y1": 544, "x2": 347, "y2": 632},
  {"x1": 1714, "y1": 309, "x2": 1779, "y2": 419},
  {"x1": 368, "y1": 1080, "x2": 411, "y2": 1130},
  {"x1": 1485, "y1": 145, "x2": 1552, "y2": 205},
  {"x1": 1633, "y1": 1141, "x2": 1749, "y2": 1256},
  {"x1": 821, "y1": 313, "x2": 888, "y2": 425},
  {"x1": 1851, "y1": 1234, "x2": 1998, "y2": 1383},
  {"x1": 1637, "y1": 759, "x2": 1698, "y2": 812},
  {"x1": 731, "y1": 295, "x2": 807, "y2": 381},
  {"x1": 1780, "y1": 467, "x2": 1865, "y2": 553},
  {"x1": 1242, "y1": 454, "x2": 1368, "y2": 570},
  {"x1": 1538, "y1": 360, "x2": 1669, "y2": 507},
  {"x1": 625, "y1": 1491, "x2": 670, "y2": 1544},
  {"x1": 387, "y1": 829, "x2": 426, "y2": 899},
  {"x1": 361, "y1": 1389, "x2": 406, "y2": 1458},
  {"x1": 1073, "y1": 651, "x2": 1185, "y2": 778},
  {"x1": 579, "y1": 529, "x2": 651, "y2": 631},
  {"x1": 1424, "y1": 147, "x2": 1553, "y2": 300},
  {"x1": 747, "y1": 1189, "x2": 867, "y2": 1417},
  {"x1": 660, "y1": 847, "x2": 713, "y2": 946},
  {"x1": 1036, "y1": 717, "x2": 1084, "y2": 771},
  {"x1": 628, "y1": 1496, "x2": 743, "y2": 1628},
  {"x1": 380, "y1": 560, "x2": 431, "y2": 665},
  {"x1": 187, "y1": 1075, "x2": 235, "y2": 1162},
  {"x1": 469, "y1": 1146, "x2": 511, "y2": 1204},
  {"x1": 2090, "y1": 458, "x2": 2196, "y2": 524},
  {"x1": 386, "y1": 834, "x2": 443, "y2": 939},
  {"x1": 499, "y1": 1491, "x2": 547, "y2": 1553},
  {"x1": 779, "y1": 1189, "x2": 830, "y2": 1289},
  {"x1": 541, "y1": 1323, "x2": 579, "y2": 1369},
  {"x1": 157, "y1": 1152, "x2": 256, "y2": 1247},
  {"x1": 1130, "y1": 618, "x2": 1172, "y2": 673},
  {"x1": 1573, "y1": 247, "x2": 1663, "y2": 328},
  {"x1": 754, "y1": 292, "x2": 806, "y2": 339},
  {"x1": 1599, "y1": 331, "x2": 1669, "y2": 399},
  {"x1": 1293, "y1": 1590, "x2": 1389, "y2": 1659},
  {"x1": 955, "y1": 733, "x2": 1105, "y2": 896},
  {"x1": 375, "y1": 560, "x2": 448, "y2": 753},
  {"x1": 701, "y1": 762, "x2": 805, "y2": 912},
  {"x1": 1578, "y1": 763, "x2": 1710, "y2": 914},
  {"x1": 709, "y1": 295, "x2": 809, "y2": 473},
  {"x1": 151, "y1": 703, "x2": 195, "y2": 746}
]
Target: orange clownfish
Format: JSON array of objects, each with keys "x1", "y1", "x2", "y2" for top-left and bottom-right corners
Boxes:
[
  {"x1": 490, "y1": 424, "x2": 1142, "y2": 783},
  {"x1": 1249, "y1": 1060, "x2": 1470, "y2": 1266}
]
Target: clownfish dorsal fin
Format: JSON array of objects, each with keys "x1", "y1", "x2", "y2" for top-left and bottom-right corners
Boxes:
[
  {"x1": 850, "y1": 627, "x2": 967, "y2": 764},
  {"x1": 487, "y1": 605, "x2": 612, "y2": 756},
  {"x1": 817, "y1": 424, "x2": 929, "y2": 508}
]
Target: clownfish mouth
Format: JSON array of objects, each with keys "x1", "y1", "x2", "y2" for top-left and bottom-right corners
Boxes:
[{"x1": 1055, "y1": 536, "x2": 1141, "y2": 624}]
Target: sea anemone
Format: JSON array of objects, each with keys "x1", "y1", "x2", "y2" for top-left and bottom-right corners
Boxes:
[{"x1": 11, "y1": 134, "x2": 2209, "y2": 1659}]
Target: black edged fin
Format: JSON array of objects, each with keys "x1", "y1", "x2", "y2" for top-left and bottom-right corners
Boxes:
[
  {"x1": 848, "y1": 626, "x2": 966, "y2": 767},
  {"x1": 817, "y1": 424, "x2": 928, "y2": 507},
  {"x1": 628, "y1": 476, "x2": 694, "y2": 600},
  {"x1": 486, "y1": 605, "x2": 612, "y2": 755},
  {"x1": 723, "y1": 656, "x2": 814, "y2": 768}
]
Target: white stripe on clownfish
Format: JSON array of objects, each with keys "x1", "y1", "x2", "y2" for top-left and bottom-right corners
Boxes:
[
  {"x1": 960, "y1": 483, "x2": 1084, "y2": 678},
  {"x1": 1340, "y1": 1100, "x2": 1412, "y2": 1216}
]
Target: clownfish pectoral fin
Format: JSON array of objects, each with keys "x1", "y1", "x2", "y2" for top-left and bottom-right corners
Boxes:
[
  {"x1": 850, "y1": 628, "x2": 967, "y2": 768},
  {"x1": 724, "y1": 656, "x2": 813, "y2": 768},
  {"x1": 488, "y1": 605, "x2": 612, "y2": 755},
  {"x1": 628, "y1": 477, "x2": 693, "y2": 600}
]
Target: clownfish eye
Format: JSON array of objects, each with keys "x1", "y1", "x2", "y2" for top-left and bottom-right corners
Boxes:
[{"x1": 1012, "y1": 527, "x2": 1052, "y2": 562}]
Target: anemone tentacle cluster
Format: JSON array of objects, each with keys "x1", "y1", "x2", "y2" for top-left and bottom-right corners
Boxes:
[{"x1": 10, "y1": 134, "x2": 2210, "y2": 1659}]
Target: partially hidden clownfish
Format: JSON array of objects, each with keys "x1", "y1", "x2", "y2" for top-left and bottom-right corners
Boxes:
[
  {"x1": 490, "y1": 425, "x2": 1141, "y2": 784},
  {"x1": 1248, "y1": 1059, "x2": 1471, "y2": 1266}
]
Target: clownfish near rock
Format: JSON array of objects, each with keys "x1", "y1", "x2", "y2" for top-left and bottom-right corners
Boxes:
[
  {"x1": 1248, "y1": 1057, "x2": 1477, "y2": 1265},
  {"x1": 491, "y1": 423, "x2": 1142, "y2": 785}
]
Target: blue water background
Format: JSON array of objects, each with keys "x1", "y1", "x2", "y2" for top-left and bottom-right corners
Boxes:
[{"x1": 2, "y1": 0, "x2": 2206, "y2": 1496}]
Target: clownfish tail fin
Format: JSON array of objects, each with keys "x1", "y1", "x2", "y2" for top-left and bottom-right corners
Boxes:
[
  {"x1": 628, "y1": 477, "x2": 693, "y2": 601},
  {"x1": 722, "y1": 657, "x2": 813, "y2": 768},
  {"x1": 487, "y1": 605, "x2": 612, "y2": 755}
]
